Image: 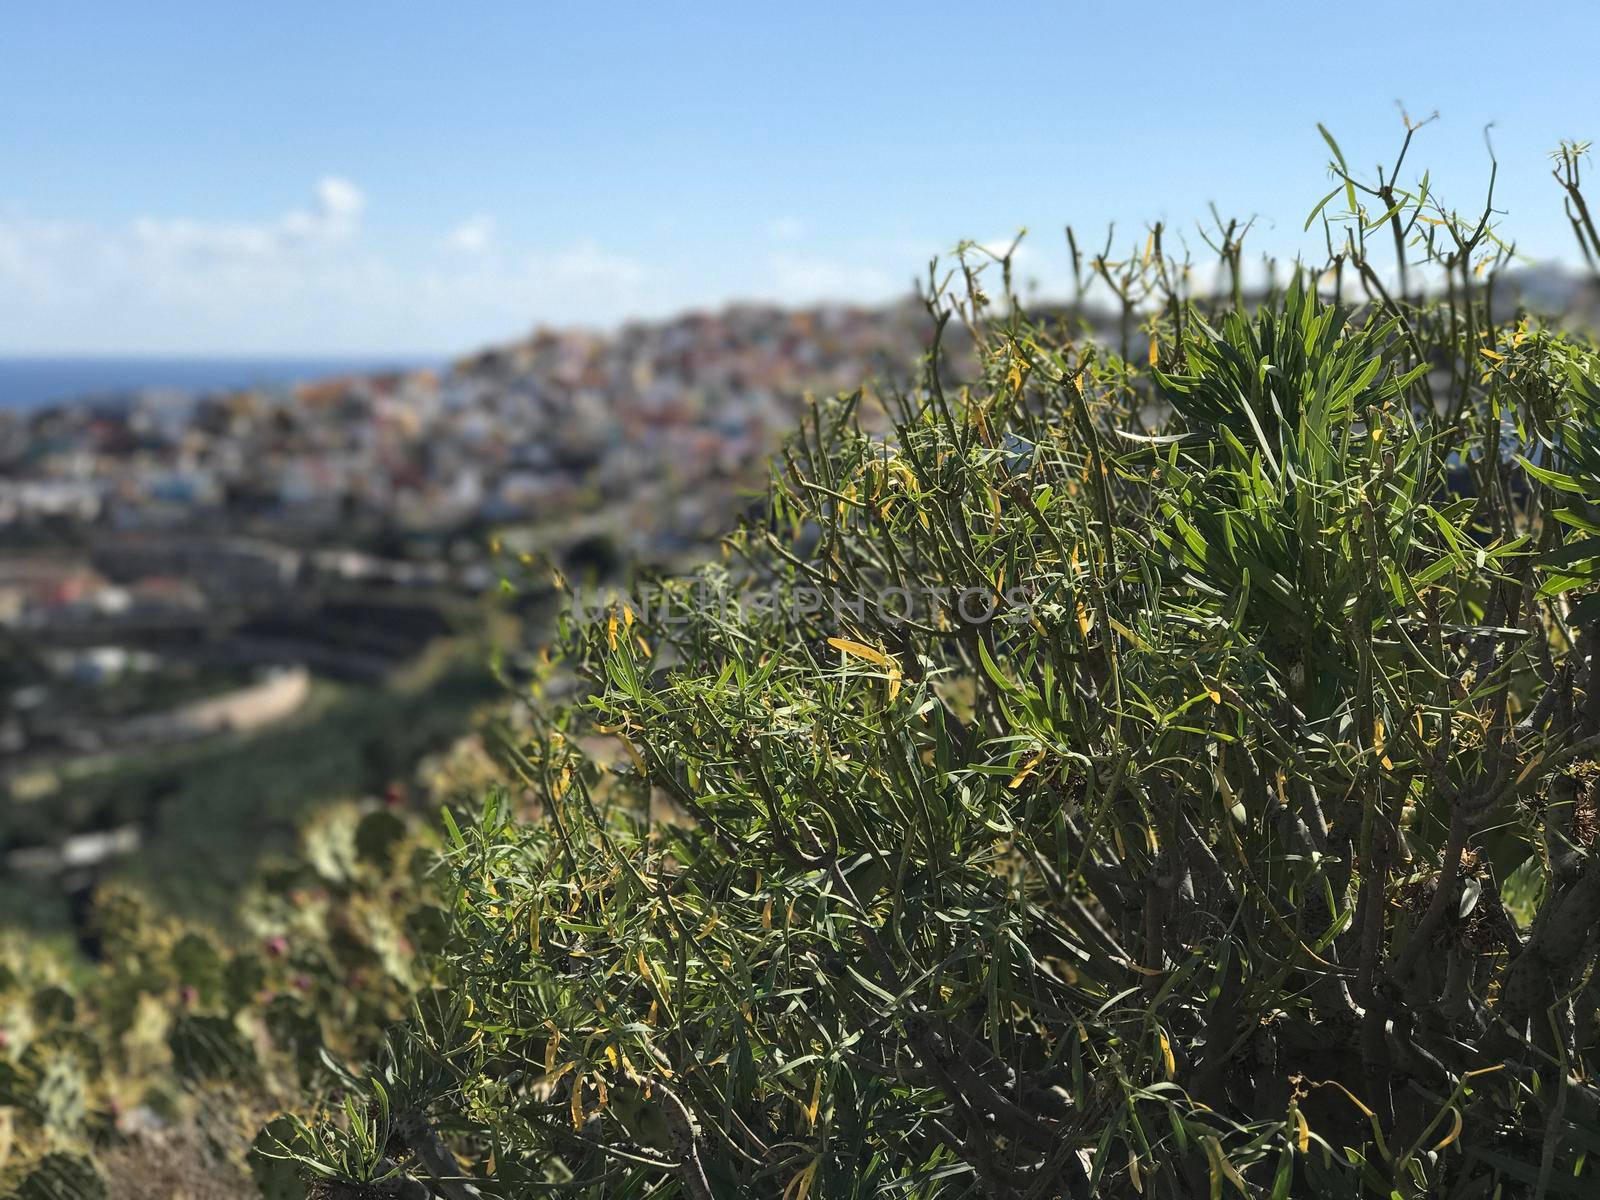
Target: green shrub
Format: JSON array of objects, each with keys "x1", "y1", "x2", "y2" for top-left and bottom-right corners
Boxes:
[{"x1": 283, "y1": 132, "x2": 1600, "y2": 1197}]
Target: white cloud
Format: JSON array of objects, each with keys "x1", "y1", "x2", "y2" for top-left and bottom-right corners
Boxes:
[
  {"x1": 544, "y1": 239, "x2": 645, "y2": 293},
  {"x1": 0, "y1": 186, "x2": 660, "y2": 353},
  {"x1": 444, "y1": 214, "x2": 495, "y2": 254},
  {"x1": 766, "y1": 253, "x2": 898, "y2": 303},
  {"x1": 315, "y1": 177, "x2": 365, "y2": 221},
  {"x1": 131, "y1": 176, "x2": 366, "y2": 262}
]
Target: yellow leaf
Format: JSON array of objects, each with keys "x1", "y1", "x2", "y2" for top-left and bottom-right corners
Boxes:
[
  {"x1": 1158, "y1": 1030, "x2": 1175, "y2": 1079},
  {"x1": 606, "y1": 612, "x2": 618, "y2": 650},
  {"x1": 543, "y1": 1023, "x2": 560, "y2": 1072},
  {"x1": 536, "y1": 1060, "x2": 575, "y2": 1089},
  {"x1": 1479, "y1": 347, "x2": 1505, "y2": 362},
  {"x1": 1008, "y1": 750, "x2": 1045, "y2": 790},
  {"x1": 1294, "y1": 1107, "x2": 1310, "y2": 1153},
  {"x1": 570, "y1": 1076, "x2": 585, "y2": 1129},
  {"x1": 805, "y1": 1072, "x2": 822, "y2": 1128},
  {"x1": 1431, "y1": 1105, "x2": 1463, "y2": 1152},
  {"x1": 761, "y1": 898, "x2": 773, "y2": 930},
  {"x1": 781, "y1": 1159, "x2": 820, "y2": 1200},
  {"x1": 1107, "y1": 616, "x2": 1150, "y2": 650},
  {"x1": 1148, "y1": 337, "x2": 1159, "y2": 366},
  {"x1": 1128, "y1": 1148, "x2": 1144, "y2": 1193},
  {"x1": 827, "y1": 637, "x2": 889, "y2": 666}
]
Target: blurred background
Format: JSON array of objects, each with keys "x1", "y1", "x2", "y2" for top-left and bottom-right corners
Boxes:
[{"x1": 4, "y1": 0, "x2": 1599, "y2": 932}]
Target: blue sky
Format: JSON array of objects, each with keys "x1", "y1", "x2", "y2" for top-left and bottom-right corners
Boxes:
[{"x1": 3, "y1": 1, "x2": 1598, "y2": 355}]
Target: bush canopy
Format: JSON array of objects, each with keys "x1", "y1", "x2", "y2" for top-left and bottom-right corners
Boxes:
[{"x1": 270, "y1": 128, "x2": 1600, "y2": 1199}]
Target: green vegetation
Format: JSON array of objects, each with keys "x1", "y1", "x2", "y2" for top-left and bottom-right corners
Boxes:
[
  {"x1": 101, "y1": 658, "x2": 497, "y2": 919},
  {"x1": 1, "y1": 610, "x2": 505, "y2": 930},
  {"x1": 0, "y1": 800, "x2": 450, "y2": 1198},
  {"x1": 10, "y1": 125, "x2": 1600, "y2": 1198}
]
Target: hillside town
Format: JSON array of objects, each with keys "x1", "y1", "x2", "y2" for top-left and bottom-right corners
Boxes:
[{"x1": 0, "y1": 300, "x2": 936, "y2": 548}]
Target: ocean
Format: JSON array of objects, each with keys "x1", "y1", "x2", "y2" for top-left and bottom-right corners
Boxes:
[{"x1": 0, "y1": 356, "x2": 441, "y2": 411}]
